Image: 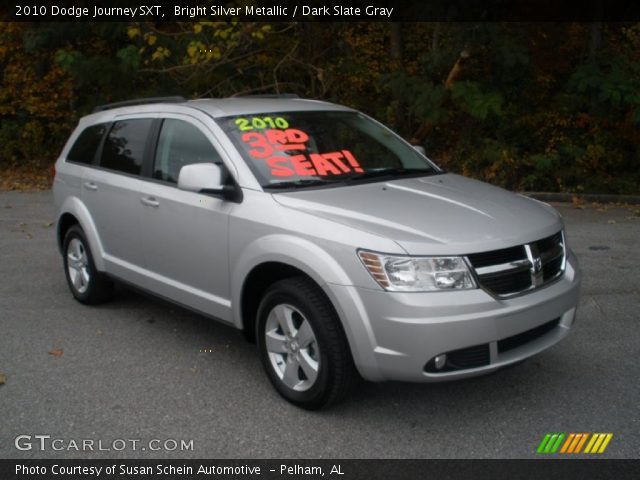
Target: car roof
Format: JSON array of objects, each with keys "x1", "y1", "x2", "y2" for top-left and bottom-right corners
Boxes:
[
  {"x1": 189, "y1": 98, "x2": 354, "y2": 117},
  {"x1": 81, "y1": 97, "x2": 355, "y2": 125}
]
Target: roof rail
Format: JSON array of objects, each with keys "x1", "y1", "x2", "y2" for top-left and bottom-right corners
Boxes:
[
  {"x1": 230, "y1": 93, "x2": 301, "y2": 99},
  {"x1": 92, "y1": 96, "x2": 187, "y2": 113}
]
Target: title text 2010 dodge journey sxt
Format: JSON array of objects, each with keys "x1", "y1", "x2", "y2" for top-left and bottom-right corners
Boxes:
[{"x1": 53, "y1": 96, "x2": 581, "y2": 409}]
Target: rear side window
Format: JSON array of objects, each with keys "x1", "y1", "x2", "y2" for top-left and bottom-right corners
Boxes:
[
  {"x1": 67, "y1": 124, "x2": 107, "y2": 165},
  {"x1": 153, "y1": 119, "x2": 223, "y2": 184},
  {"x1": 100, "y1": 119, "x2": 153, "y2": 176}
]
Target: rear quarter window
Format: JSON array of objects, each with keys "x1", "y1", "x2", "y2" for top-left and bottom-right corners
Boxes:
[
  {"x1": 66, "y1": 124, "x2": 107, "y2": 165},
  {"x1": 100, "y1": 119, "x2": 153, "y2": 176}
]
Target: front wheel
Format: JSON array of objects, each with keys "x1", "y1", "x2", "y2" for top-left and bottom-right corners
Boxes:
[{"x1": 256, "y1": 277, "x2": 358, "y2": 409}]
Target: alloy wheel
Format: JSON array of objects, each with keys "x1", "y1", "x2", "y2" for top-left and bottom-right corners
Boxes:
[
  {"x1": 66, "y1": 238, "x2": 90, "y2": 294},
  {"x1": 264, "y1": 303, "x2": 320, "y2": 392}
]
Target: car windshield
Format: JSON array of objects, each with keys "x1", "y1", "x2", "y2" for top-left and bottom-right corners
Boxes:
[{"x1": 219, "y1": 110, "x2": 441, "y2": 189}]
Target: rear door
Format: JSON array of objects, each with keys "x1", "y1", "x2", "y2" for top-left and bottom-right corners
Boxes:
[
  {"x1": 137, "y1": 116, "x2": 234, "y2": 322},
  {"x1": 82, "y1": 116, "x2": 156, "y2": 282}
]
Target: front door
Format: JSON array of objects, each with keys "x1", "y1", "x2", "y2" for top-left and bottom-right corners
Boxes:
[{"x1": 137, "y1": 117, "x2": 234, "y2": 322}]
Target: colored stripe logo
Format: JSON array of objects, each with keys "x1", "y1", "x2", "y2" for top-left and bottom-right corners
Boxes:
[{"x1": 537, "y1": 433, "x2": 613, "y2": 454}]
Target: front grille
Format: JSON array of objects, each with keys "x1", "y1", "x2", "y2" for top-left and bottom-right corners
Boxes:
[
  {"x1": 448, "y1": 344, "x2": 491, "y2": 369},
  {"x1": 478, "y1": 269, "x2": 531, "y2": 295},
  {"x1": 424, "y1": 318, "x2": 561, "y2": 374},
  {"x1": 497, "y1": 318, "x2": 561, "y2": 353},
  {"x1": 466, "y1": 245, "x2": 526, "y2": 268},
  {"x1": 543, "y1": 255, "x2": 563, "y2": 281},
  {"x1": 466, "y1": 231, "x2": 566, "y2": 296},
  {"x1": 536, "y1": 231, "x2": 563, "y2": 252}
]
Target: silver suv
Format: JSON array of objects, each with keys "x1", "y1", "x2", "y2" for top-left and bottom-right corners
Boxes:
[{"x1": 53, "y1": 96, "x2": 581, "y2": 409}]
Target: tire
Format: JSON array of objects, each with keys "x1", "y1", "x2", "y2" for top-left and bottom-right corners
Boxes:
[
  {"x1": 62, "y1": 225, "x2": 113, "y2": 305},
  {"x1": 256, "y1": 276, "x2": 358, "y2": 409}
]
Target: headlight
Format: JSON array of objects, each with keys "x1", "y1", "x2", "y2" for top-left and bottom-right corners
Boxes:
[{"x1": 358, "y1": 250, "x2": 477, "y2": 292}]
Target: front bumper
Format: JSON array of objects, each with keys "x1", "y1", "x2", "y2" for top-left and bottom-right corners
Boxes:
[{"x1": 325, "y1": 250, "x2": 581, "y2": 382}]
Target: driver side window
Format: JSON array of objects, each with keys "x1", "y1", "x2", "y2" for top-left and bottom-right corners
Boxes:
[{"x1": 153, "y1": 119, "x2": 223, "y2": 184}]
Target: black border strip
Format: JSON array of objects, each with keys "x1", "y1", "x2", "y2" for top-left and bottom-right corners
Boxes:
[
  {"x1": 3, "y1": 459, "x2": 639, "y2": 480},
  {"x1": 3, "y1": 0, "x2": 640, "y2": 22}
]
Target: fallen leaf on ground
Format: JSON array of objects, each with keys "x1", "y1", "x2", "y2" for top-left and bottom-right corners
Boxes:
[
  {"x1": 0, "y1": 373, "x2": 6, "y2": 385},
  {"x1": 607, "y1": 220, "x2": 617, "y2": 224},
  {"x1": 571, "y1": 196, "x2": 585, "y2": 209},
  {"x1": 42, "y1": 221, "x2": 54, "y2": 228},
  {"x1": 25, "y1": 233, "x2": 32, "y2": 239},
  {"x1": 0, "y1": 160, "x2": 54, "y2": 191},
  {"x1": 48, "y1": 348, "x2": 64, "y2": 357}
]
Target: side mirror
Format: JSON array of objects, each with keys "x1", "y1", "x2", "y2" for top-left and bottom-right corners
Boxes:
[
  {"x1": 177, "y1": 163, "x2": 242, "y2": 202},
  {"x1": 178, "y1": 163, "x2": 224, "y2": 193},
  {"x1": 413, "y1": 145, "x2": 426, "y2": 156}
]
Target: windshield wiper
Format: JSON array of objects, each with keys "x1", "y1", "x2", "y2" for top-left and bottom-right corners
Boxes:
[
  {"x1": 264, "y1": 168, "x2": 440, "y2": 189},
  {"x1": 344, "y1": 167, "x2": 436, "y2": 182},
  {"x1": 263, "y1": 178, "x2": 345, "y2": 190}
]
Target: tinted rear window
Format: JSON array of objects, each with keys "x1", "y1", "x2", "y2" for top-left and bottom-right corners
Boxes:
[
  {"x1": 67, "y1": 124, "x2": 107, "y2": 165},
  {"x1": 100, "y1": 119, "x2": 153, "y2": 175}
]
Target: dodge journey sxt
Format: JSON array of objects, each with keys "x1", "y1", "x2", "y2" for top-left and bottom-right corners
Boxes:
[{"x1": 53, "y1": 96, "x2": 581, "y2": 409}]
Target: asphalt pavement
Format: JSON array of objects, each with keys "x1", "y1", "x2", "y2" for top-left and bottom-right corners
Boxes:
[{"x1": 0, "y1": 190, "x2": 638, "y2": 459}]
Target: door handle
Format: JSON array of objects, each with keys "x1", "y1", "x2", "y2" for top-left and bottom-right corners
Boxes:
[
  {"x1": 83, "y1": 181, "x2": 98, "y2": 191},
  {"x1": 141, "y1": 196, "x2": 160, "y2": 207}
]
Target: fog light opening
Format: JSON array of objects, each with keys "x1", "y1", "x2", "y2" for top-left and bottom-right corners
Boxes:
[{"x1": 434, "y1": 354, "x2": 447, "y2": 370}]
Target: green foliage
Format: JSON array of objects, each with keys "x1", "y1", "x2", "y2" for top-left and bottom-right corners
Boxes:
[
  {"x1": 381, "y1": 73, "x2": 449, "y2": 124},
  {"x1": 116, "y1": 45, "x2": 141, "y2": 70},
  {"x1": 570, "y1": 63, "x2": 634, "y2": 106},
  {"x1": 451, "y1": 82, "x2": 503, "y2": 120},
  {"x1": 373, "y1": 23, "x2": 639, "y2": 194},
  {"x1": 0, "y1": 120, "x2": 22, "y2": 163},
  {"x1": 1, "y1": 21, "x2": 638, "y2": 194}
]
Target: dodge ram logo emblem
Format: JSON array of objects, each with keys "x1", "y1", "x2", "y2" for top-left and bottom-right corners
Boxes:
[{"x1": 533, "y1": 257, "x2": 542, "y2": 273}]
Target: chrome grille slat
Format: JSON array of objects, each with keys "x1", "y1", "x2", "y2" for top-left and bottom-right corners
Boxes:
[
  {"x1": 466, "y1": 231, "x2": 566, "y2": 297},
  {"x1": 474, "y1": 259, "x2": 531, "y2": 276}
]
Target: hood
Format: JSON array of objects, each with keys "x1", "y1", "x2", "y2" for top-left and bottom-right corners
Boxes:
[{"x1": 272, "y1": 173, "x2": 563, "y2": 255}]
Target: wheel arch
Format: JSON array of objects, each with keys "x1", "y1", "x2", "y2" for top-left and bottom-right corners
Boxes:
[
  {"x1": 56, "y1": 196, "x2": 106, "y2": 271},
  {"x1": 239, "y1": 262, "x2": 321, "y2": 343},
  {"x1": 57, "y1": 212, "x2": 79, "y2": 254},
  {"x1": 233, "y1": 235, "x2": 353, "y2": 342}
]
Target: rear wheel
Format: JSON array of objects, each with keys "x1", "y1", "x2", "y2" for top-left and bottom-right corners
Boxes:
[
  {"x1": 256, "y1": 277, "x2": 358, "y2": 409},
  {"x1": 62, "y1": 225, "x2": 113, "y2": 304}
]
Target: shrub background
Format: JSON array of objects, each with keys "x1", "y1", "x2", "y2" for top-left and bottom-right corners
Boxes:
[{"x1": 1, "y1": 22, "x2": 638, "y2": 193}]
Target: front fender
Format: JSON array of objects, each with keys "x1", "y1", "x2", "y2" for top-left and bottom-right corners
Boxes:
[
  {"x1": 230, "y1": 234, "x2": 353, "y2": 325},
  {"x1": 230, "y1": 234, "x2": 381, "y2": 380}
]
